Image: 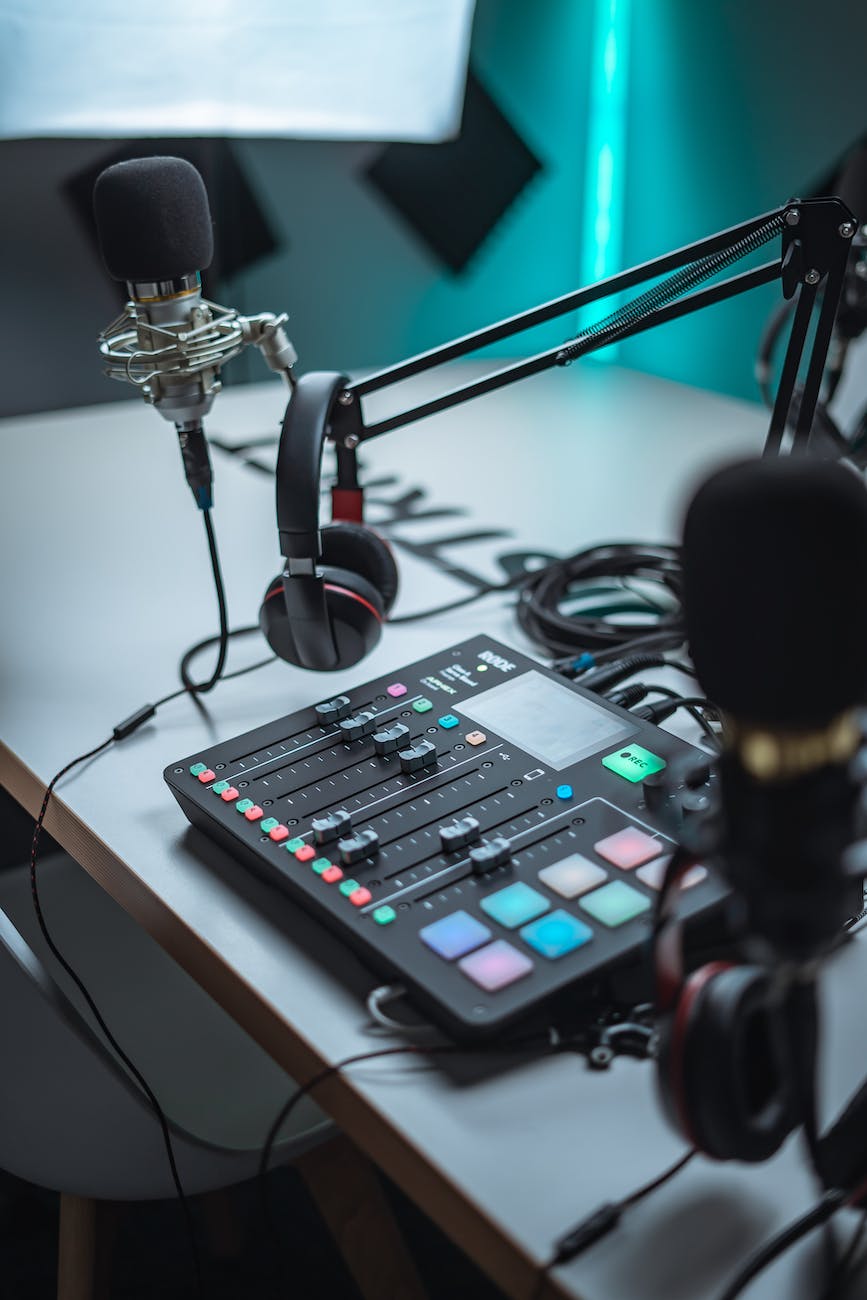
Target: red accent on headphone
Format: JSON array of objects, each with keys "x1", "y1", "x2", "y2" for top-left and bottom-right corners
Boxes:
[
  {"x1": 849, "y1": 1173, "x2": 867, "y2": 1209},
  {"x1": 654, "y1": 850, "x2": 702, "y2": 1011},
  {"x1": 323, "y1": 583, "x2": 382, "y2": 622},
  {"x1": 668, "y1": 960, "x2": 734, "y2": 1150},
  {"x1": 266, "y1": 580, "x2": 382, "y2": 625},
  {"x1": 331, "y1": 486, "x2": 364, "y2": 523}
]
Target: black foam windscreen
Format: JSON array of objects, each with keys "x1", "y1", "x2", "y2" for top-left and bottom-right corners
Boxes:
[
  {"x1": 93, "y1": 156, "x2": 214, "y2": 282},
  {"x1": 682, "y1": 457, "x2": 867, "y2": 728}
]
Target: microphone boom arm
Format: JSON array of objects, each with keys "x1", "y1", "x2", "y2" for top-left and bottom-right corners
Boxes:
[{"x1": 326, "y1": 198, "x2": 856, "y2": 462}]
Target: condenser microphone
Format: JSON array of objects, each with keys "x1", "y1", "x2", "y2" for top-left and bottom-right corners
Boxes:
[
  {"x1": 93, "y1": 156, "x2": 297, "y2": 508},
  {"x1": 681, "y1": 456, "x2": 867, "y2": 957}
]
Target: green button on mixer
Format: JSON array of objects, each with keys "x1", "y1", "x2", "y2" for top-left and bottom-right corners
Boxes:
[{"x1": 602, "y1": 744, "x2": 666, "y2": 784}]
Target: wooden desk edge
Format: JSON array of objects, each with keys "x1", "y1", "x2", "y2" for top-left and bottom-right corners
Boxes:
[{"x1": 0, "y1": 740, "x2": 574, "y2": 1300}]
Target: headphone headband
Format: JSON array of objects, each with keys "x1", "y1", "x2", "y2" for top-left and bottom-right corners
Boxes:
[{"x1": 276, "y1": 370, "x2": 349, "y2": 559}]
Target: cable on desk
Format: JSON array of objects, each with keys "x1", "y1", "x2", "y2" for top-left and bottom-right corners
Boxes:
[
  {"x1": 715, "y1": 1189, "x2": 847, "y2": 1300},
  {"x1": 388, "y1": 544, "x2": 687, "y2": 673},
  {"x1": 821, "y1": 1209, "x2": 867, "y2": 1298},
  {"x1": 178, "y1": 623, "x2": 276, "y2": 696},
  {"x1": 179, "y1": 507, "x2": 230, "y2": 694},
  {"x1": 529, "y1": 1147, "x2": 697, "y2": 1298},
  {"x1": 633, "y1": 691, "x2": 722, "y2": 747},
  {"x1": 26, "y1": 634, "x2": 279, "y2": 1294},
  {"x1": 256, "y1": 1042, "x2": 466, "y2": 1241},
  {"x1": 30, "y1": 739, "x2": 204, "y2": 1298},
  {"x1": 513, "y1": 543, "x2": 684, "y2": 665}
]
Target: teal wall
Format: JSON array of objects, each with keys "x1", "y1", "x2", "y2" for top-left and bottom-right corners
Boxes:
[{"x1": 618, "y1": 0, "x2": 867, "y2": 400}]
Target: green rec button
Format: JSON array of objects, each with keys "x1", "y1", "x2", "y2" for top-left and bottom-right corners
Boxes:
[{"x1": 602, "y1": 744, "x2": 666, "y2": 783}]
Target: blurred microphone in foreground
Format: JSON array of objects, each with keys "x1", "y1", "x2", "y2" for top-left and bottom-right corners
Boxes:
[
  {"x1": 93, "y1": 155, "x2": 297, "y2": 508},
  {"x1": 682, "y1": 456, "x2": 867, "y2": 960}
]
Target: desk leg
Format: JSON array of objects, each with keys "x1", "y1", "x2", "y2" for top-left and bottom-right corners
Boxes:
[
  {"x1": 296, "y1": 1134, "x2": 430, "y2": 1300},
  {"x1": 57, "y1": 1193, "x2": 96, "y2": 1300}
]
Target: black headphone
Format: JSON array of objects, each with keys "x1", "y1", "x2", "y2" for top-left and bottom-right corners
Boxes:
[
  {"x1": 652, "y1": 854, "x2": 796, "y2": 1163},
  {"x1": 259, "y1": 371, "x2": 399, "y2": 671}
]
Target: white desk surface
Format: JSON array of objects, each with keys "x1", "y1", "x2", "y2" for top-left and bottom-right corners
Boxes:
[{"x1": 2, "y1": 362, "x2": 865, "y2": 1299}]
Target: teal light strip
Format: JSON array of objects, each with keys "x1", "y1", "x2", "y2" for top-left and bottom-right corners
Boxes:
[{"x1": 580, "y1": 0, "x2": 632, "y2": 357}]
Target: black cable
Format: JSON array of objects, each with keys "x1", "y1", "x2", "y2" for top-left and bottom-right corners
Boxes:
[
  {"x1": 620, "y1": 1147, "x2": 697, "y2": 1207},
  {"x1": 26, "y1": 554, "x2": 277, "y2": 1297},
  {"x1": 179, "y1": 507, "x2": 230, "y2": 694},
  {"x1": 385, "y1": 541, "x2": 688, "y2": 667},
  {"x1": 515, "y1": 543, "x2": 684, "y2": 660},
  {"x1": 821, "y1": 1209, "x2": 867, "y2": 1299},
  {"x1": 256, "y1": 1042, "x2": 469, "y2": 1244},
  {"x1": 590, "y1": 628, "x2": 689, "y2": 664},
  {"x1": 634, "y1": 691, "x2": 721, "y2": 745},
  {"x1": 715, "y1": 1189, "x2": 846, "y2": 1300},
  {"x1": 30, "y1": 742, "x2": 204, "y2": 1298},
  {"x1": 534, "y1": 1146, "x2": 697, "y2": 1292},
  {"x1": 178, "y1": 624, "x2": 275, "y2": 695},
  {"x1": 259, "y1": 1025, "x2": 677, "y2": 1286}
]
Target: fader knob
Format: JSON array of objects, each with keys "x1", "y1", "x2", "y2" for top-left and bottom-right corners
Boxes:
[
  {"x1": 311, "y1": 809, "x2": 353, "y2": 845},
  {"x1": 439, "y1": 816, "x2": 482, "y2": 852},
  {"x1": 373, "y1": 723, "x2": 411, "y2": 756},
  {"x1": 398, "y1": 741, "x2": 438, "y2": 774},
  {"x1": 338, "y1": 828, "x2": 380, "y2": 865},
  {"x1": 315, "y1": 695, "x2": 351, "y2": 724},
  {"x1": 469, "y1": 836, "x2": 512, "y2": 874},
  {"x1": 338, "y1": 711, "x2": 377, "y2": 740}
]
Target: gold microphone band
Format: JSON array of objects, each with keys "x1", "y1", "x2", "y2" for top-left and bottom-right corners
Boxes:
[{"x1": 727, "y1": 711, "x2": 861, "y2": 781}]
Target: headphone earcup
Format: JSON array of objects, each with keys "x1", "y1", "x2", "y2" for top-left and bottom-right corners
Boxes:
[
  {"x1": 656, "y1": 963, "x2": 794, "y2": 1162},
  {"x1": 320, "y1": 563, "x2": 384, "y2": 667},
  {"x1": 259, "y1": 565, "x2": 385, "y2": 671},
  {"x1": 259, "y1": 575, "x2": 301, "y2": 665},
  {"x1": 321, "y1": 523, "x2": 399, "y2": 616}
]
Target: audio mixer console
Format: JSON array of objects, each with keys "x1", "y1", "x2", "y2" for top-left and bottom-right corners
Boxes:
[{"x1": 165, "y1": 636, "x2": 726, "y2": 1037}]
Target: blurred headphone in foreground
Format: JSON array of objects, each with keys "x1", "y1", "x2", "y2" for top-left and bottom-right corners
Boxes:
[
  {"x1": 652, "y1": 854, "x2": 796, "y2": 1164},
  {"x1": 259, "y1": 372, "x2": 399, "y2": 672}
]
